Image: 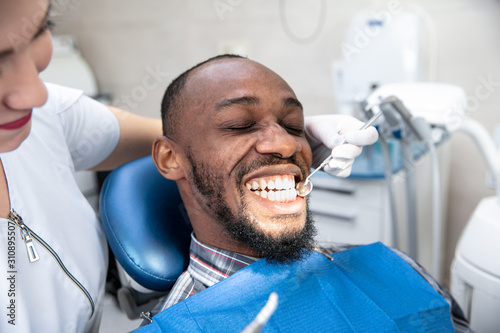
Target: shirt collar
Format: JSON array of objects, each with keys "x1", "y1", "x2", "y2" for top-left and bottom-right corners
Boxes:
[{"x1": 187, "y1": 233, "x2": 258, "y2": 287}]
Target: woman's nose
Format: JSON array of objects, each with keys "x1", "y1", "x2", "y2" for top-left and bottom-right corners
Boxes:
[
  {"x1": 255, "y1": 123, "x2": 302, "y2": 158},
  {"x1": 3, "y1": 55, "x2": 48, "y2": 110}
]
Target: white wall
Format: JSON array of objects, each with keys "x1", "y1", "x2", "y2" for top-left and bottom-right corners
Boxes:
[{"x1": 52, "y1": 0, "x2": 500, "y2": 284}]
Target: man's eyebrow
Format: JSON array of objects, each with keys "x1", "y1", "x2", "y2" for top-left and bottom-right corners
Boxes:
[
  {"x1": 215, "y1": 96, "x2": 260, "y2": 111},
  {"x1": 284, "y1": 97, "x2": 303, "y2": 110},
  {"x1": 0, "y1": 5, "x2": 51, "y2": 59}
]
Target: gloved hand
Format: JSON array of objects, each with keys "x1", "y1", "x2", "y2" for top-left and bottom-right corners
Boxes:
[{"x1": 305, "y1": 114, "x2": 379, "y2": 178}]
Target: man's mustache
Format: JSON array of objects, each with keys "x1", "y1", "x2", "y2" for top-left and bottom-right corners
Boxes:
[{"x1": 235, "y1": 155, "x2": 309, "y2": 183}]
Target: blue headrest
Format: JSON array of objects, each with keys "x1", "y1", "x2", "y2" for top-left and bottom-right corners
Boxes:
[{"x1": 99, "y1": 156, "x2": 192, "y2": 291}]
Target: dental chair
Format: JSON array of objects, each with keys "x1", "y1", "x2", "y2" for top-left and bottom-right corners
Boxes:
[{"x1": 99, "y1": 155, "x2": 192, "y2": 319}]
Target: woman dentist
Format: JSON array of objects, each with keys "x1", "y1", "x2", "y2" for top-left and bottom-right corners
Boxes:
[
  {"x1": 1, "y1": 1, "x2": 160, "y2": 332},
  {"x1": 0, "y1": 1, "x2": 377, "y2": 332}
]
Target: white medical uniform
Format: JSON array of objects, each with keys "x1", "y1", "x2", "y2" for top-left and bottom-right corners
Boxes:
[{"x1": 0, "y1": 83, "x2": 119, "y2": 333}]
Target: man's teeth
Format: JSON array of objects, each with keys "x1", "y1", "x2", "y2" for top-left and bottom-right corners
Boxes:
[{"x1": 245, "y1": 176, "x2": 297, "y2": 202}]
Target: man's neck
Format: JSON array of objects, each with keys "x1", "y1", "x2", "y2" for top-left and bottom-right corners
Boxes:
[{"x1": 192, "y1": 228, "x2": 261, "y2": 259}]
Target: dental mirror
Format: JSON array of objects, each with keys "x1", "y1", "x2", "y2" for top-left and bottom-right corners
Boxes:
[{"x1": 296, "y1": 111, "x2": 382, "y2": 197}]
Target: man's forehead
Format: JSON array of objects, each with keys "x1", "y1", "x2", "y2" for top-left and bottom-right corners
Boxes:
[
  {"x1": 190, "y1": 57, "x2": 263, "y2": 80},
  {"x1": 184, "y1": 58, "x2": 295, "y2": 104}
]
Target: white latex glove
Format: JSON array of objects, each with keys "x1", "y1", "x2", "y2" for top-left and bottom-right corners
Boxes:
[{"x1": 305, "y1": 114, "x2": 379, "y2": 178}]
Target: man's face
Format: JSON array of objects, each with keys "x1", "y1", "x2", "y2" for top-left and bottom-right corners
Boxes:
[{"x1": 177, "y1": 58, "x2": 314, "y2": 262}]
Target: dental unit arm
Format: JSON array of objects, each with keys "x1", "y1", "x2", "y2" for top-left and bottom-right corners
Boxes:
[
  {"x1": 365, "y1": 83, "x2": 467, "y2": 283},
  {"x1": 365, "y1": 91, "x2": 441, "y2": 280},
  {"x1": 455, "y1": 118, "x2": 500, "y2": 201},
  {"x1": 366, "y1": 82, "x2": 500, "y2": 331}
]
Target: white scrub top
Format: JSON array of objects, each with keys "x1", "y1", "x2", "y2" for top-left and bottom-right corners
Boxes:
[{"x1": 0, "y1": 83, "x2": 119, "y2": 333}]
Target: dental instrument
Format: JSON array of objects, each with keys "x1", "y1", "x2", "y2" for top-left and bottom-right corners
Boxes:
[
  {"x1": 296, "y1": 111, "x2": 382, "y2": 197},
  {"x1": 241, "y1": 293, "x2": 279, "y2": 333}
]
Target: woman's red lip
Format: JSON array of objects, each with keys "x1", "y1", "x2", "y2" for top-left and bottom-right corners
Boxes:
[{"x1": 0, "y1": 112, "x2": 32, "y2": 130}]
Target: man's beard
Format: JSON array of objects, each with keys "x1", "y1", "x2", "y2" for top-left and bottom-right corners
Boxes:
[{"x1": 186, "y1": 149, "x2": 316, "y2": 264}]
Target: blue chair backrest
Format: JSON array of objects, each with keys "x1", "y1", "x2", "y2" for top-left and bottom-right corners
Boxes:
[{"x1": 99, "y1": 156, "x2": 192, "y2": 291}]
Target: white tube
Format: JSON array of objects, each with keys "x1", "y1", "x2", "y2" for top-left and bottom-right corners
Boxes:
[
  {"x1": 427, "y1": 141, "x2": 442, "y2": 282},
  {"x1": 401, "y1": 140, "x2": 418, "y2": 260},
  {"x1": 456, "y1": 118, "x2": 500, "y2": 204},
  {"x1": 379, "y1": 137, "x2": 399, "y2": 248}
]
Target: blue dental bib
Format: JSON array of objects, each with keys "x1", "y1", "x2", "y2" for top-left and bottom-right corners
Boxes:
[{"x1": 135, "y1": 242, "x2": 454, "y2": 332}]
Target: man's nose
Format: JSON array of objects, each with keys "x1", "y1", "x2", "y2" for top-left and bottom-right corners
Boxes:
[
  {"x1": 255, "y1": 123, "x2": 302, "y2": 158},
  {"x1": 2, "y1": 55, "x2": 48, "y2": 111}
]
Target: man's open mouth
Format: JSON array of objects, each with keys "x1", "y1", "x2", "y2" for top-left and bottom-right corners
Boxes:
[{"x1": 245, "y1": 175, "x2": 297, "y2": 202}]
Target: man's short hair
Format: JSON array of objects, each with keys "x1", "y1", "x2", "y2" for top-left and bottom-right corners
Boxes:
[{"x1": 161, "y1": 54, "x2": 245, "y2": 139}]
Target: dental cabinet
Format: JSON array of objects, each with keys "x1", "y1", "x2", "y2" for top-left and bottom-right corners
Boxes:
[{"x1": 309, "y1": 138, "x2": 451, "y2": 275}]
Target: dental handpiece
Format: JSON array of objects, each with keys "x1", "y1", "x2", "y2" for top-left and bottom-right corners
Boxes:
[{"x1": 296, "y1": 111, "x2": 382, "y2": 197}]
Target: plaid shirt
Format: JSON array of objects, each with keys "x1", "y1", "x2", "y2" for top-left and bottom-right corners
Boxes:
[
  {"x1": 150, "y1": 234, "x2": 258, "y2": 316},
  {"x1": 148, "y1": 234, "x2": 470, "y2": 332}
]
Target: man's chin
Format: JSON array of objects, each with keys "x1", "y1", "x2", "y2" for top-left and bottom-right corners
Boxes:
[
  {"x1": 251, "y1": 213, "x2": 307, "y2": 239},
  {"x1": 263, "y1": 246, "x2": 314, "y2": 265},
  {"x1": 224, "y1": 205, "x2": 317, "y2": 265},
  {"x1": 242, "y1": 189, "x2": 308, "y2": 236}
]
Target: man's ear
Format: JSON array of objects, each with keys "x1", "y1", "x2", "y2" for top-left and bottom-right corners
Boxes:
[{"x1": 152, "y1": 136, "x2": 185, "y2": 181}]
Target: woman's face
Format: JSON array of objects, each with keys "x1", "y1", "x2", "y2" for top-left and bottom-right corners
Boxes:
[{"x1": 0, "y1": 0, "x2": 52, "y2": 153}]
